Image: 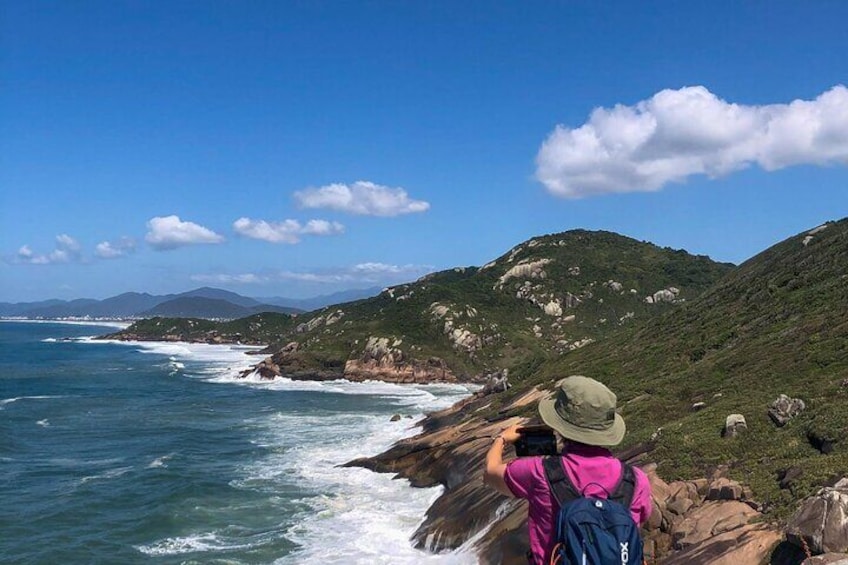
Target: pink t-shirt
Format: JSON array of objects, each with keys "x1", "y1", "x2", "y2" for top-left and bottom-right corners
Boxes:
[{"x1": 504, "y1": 444, "x2": 652, "y2": 565}]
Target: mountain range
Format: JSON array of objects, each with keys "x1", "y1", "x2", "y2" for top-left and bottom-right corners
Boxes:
[{"x1": 0, "y1": 286, "x2": 381, "y2": 319}]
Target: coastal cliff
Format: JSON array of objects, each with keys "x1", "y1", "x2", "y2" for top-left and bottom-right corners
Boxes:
[{"x1": 98, "y1": 223, "x2": 848, "y2": 562}]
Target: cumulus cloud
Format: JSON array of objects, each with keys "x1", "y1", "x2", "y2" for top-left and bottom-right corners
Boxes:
[
  {"x1": 232, "y1": 217, "x2": 344, "y2": 244},
  {"x1": 294, "y1": 181, "x2": 431, "y2": 216},
  {"x1": 145, "y1": 215, "x2": 224, "y2": 250},
  {"x1": 535, "y1": 85, "x2": 848, "y2": 198},
  {"x1": 95, "y1": 237, "x2": 136, "y2": 259},
  {"x1": 16, "y1": 234, "x2": 82, "y2": 264}
]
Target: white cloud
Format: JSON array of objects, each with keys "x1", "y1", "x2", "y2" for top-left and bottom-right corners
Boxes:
[
  {"x1": 95, "y1": 237, "x2": 136, "y2": 259},
  {"x1": 190, "y1": 263, "x2": 434, "y2": 286},
  {"x1": 190, "y1": 273, "x2": 267, "y2": 284},
  {"x1": 535, "y1": 85, "x2": 848, "y2": 198},
  {"x1": 276, "y1": 263, "x2": 434, "y2": 284},
  {"x1": 16, "y1": 234, "x2": 82, "y2": 265},
  {"x1": 294, "y1": 181, "x2": 431, "y2": 216},
  {"x1": 145, "y1": 215, "x2": 224, "y2": 250},
  {"x1": 232, "y1": 217, "x2": 344, "y2": 244}
]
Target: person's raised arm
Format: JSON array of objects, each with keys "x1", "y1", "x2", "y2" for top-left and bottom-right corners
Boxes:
[{"x1": 483, "y1": 424, "x2": 521, "y2": 497}]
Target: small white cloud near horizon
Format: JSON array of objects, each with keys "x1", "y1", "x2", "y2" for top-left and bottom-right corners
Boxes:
[
  {"x1": 232, "y1": 217, "x2": 345, "y2": 244},
  {"x1": 145, "y1": 215, "x2": 224, "y2": 250},
  {"x1": 16, "y1": 234, "x2": 82, "y2": 265},
  {"x1": 191, "y1": 262, "x2": 434, "y2": 287},
  {"x1": 535, "y1": 85, "x2": 848, "y2": 198},
  {"x1": 294, "y1": 181, "x2": 431, "y2": 216},
  {"x1": 95, "y1": 237, "x2": 136, "y2": 259},
  {"x1": 190, "y1": 273, "x2": 268, "y2": 285}
]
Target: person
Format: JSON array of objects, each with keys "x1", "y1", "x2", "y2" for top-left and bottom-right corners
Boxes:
[{"x1": 483, "y1": 375, "x2": 653, "y2": 565}]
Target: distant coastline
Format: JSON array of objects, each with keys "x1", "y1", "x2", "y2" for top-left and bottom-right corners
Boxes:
[{"x1": 0, "y1": 318, "x2": 132, "y2": 329}]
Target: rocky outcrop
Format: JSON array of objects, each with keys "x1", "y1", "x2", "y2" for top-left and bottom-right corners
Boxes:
[
  {"x1": 347, "y1": 386, "x2": 787, "y2": 565},
  {"x1": 344, "y1": 356, "x2": 456, "y2": 384},
  {"x1": 769, "y1": 394, "x2": 806, "y2": 427},
  {"x1": 496, "y1": 258, "x2": 552, "y2": 289},
  {"x1": 723, "y1": 414, "x2": 748, "y2": 438},
  {"x1": 786, "y1": 478, "x2": 848, "y2": 555},
  {"x1": 646, "y1": 287, "x2": 681, "y2": 304},
  {"x1": 479, "y1": 369, "x2": 510, "y2": 395},
  {"x1": 343, "y1": 336, "x2": 459, "y2": 383}
]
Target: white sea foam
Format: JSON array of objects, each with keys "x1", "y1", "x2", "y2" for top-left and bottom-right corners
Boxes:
[
  {"x1": 137, "y1": 533, "x2": 254, "y2": 556},
  {"x1": 36, "y1": 419, "x2": 50, "y2": 427},
  {"x1": 147, "y1": 454, "x2": 174, "y2": 469},
  {"x1": 230, "y1": 390, "x2": 476, "y2": 565},
  {"x1": 0, "y1": 318, "x2": 130, "y2": 329},
  {"x1": 1, "y1": 395, "x2": 67, "y2": 410},
  {"x1": 92, "y1": 335, "x2": 477, "y2": 562},
  {"x1": 78, "y1": 466, "x2": 134, "y2": 485}
]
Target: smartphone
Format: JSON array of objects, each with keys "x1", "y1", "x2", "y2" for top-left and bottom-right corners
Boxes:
[{"x1": 514, "y1": 425, "x2": 558, "y2": 457}]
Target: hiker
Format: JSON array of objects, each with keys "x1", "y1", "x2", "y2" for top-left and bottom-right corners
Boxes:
[{"x1": 483, "y1": 375, "x2": 652, "y2": 565}]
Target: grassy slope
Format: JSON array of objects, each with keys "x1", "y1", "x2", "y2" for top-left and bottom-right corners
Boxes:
[
  {"x1": 273, "y1": 229, "x2": 733, "y2": 377},
  {"x1": 114, "y1": 230, "x2": 732, "y2": 381},
  {"x1": 497, "y1": 219, "x2": 847, "y2": 519}
]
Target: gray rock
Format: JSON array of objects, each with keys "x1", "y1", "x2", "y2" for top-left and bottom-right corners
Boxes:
[
  {"x1": 786, "y1": 478, "x2": 848, "y2": 555},
  {"x1": 724, "y1": 414, "x2": 747, "y2": 438},
  {"x1": 707, "y1": 478, "x2": 745, "y2": 501},
  {"x1": 803, "y1": 554, "x2": 848, "y2": 564},
  {"x1": 769, "y1": 394, "x2": 806, "y2": 427}
]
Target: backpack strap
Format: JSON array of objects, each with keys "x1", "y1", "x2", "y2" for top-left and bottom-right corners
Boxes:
[
  {"x1": 542, "y1": 456, "x2": 580, "y2": 507},
  {"x1": 544, "y1": 457, "x2": 638, "y2": 509},
  {"x1": 609, "y1": 462, "x2": 637, "y2": 509}
]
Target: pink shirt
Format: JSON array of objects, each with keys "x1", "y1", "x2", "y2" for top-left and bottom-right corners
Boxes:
[{"x1": 504, "y1": 444, "x2": 652, "y2": 565}]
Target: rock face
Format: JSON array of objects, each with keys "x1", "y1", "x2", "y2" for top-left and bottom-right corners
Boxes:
[
  {"x1": 347, "y1": 388, "x2": 785, "y2": 565},
  {"x1": 342, "y1": 336, "x2": 457, "y2": 383},
  {"x1": 769, "y1": 394, "x2": 806, "y2": 427},
  {"x1": 723, "y1": 414, "x2": 747, "y2": 438},
  {"x1": 787, "y1": 478, "x2": 848, "y2": 555}
]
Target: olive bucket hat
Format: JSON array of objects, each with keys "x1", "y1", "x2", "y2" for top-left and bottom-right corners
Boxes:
[{"x1": 538, "y1": 375, "x2": 626, "y2": 447}]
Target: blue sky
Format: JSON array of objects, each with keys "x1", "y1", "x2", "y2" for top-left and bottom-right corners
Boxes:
[{"x1": 2, "y1": 1, "x2": 847, "y2": 302}]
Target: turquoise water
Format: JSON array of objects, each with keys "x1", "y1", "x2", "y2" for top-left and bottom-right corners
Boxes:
[{"x1": 0, "y1": 321, "x2": 477, "y2": 564}]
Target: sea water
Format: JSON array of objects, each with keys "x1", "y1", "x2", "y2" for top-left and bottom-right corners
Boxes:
[{"x1": 0, "y1": 321, "x2": 478, "y2": 564}]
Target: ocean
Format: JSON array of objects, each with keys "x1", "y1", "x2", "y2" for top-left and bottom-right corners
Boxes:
[{"x1": 0, "y1": 321, "x2": 478, "y2": 564}]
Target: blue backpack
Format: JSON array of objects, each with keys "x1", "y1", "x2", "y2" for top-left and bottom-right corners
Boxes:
[{"x1": 542, "y1": 457, "x2": 643, "y2": 565}]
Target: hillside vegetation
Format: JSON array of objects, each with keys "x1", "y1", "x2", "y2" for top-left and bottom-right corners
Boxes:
[
  {"x1": 114, "y1": 230, "x2": 733, "y2": 378},
  {"x1": 494, "y1": 220, "x2": 848, "y2": 518}
]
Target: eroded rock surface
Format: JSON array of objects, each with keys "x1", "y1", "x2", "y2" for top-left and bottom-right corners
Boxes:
[{"x1": 787, "y1": 478, "x2": 848, "y2": 555}]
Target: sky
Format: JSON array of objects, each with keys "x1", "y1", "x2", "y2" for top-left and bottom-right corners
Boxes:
[{"x1": 2, "y1": 1, "x2": 847, "y2": 302}]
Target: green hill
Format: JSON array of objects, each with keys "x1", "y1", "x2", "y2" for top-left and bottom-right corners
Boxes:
[
  {"x1": 112, "y1": 229, "x2": 732, "y2": 379},
  {"x1": 495, "y1": 220, "x2": 847, "y2": 518}
]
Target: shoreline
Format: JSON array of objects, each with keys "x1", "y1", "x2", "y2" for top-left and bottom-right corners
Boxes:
[
  {"x1": 0, "y1": 317, "x2": 132, "y2": 329},
  {"x1": 77, "y1": 330, "x2": 481, "y2": 562}
]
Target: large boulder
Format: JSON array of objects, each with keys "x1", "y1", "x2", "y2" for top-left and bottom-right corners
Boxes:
[
  {"x1": 769, "y1": 394, "x2": 806, "y2": 427},
  {"x1": 786, "y1": 478, "x2": 848, "y2": 554},
  {"x1": 723, "y1": 414, "x2": 747, "y2": 438},
  {"x1": 672, "y1": 500, "x2": 759, "y2": 549},
  {"x1": 802, "y1": 554, "x2": 848, "y2": 564},
  {"x1": 662, "y1": 523, "x2": 782, "y2": 565}
]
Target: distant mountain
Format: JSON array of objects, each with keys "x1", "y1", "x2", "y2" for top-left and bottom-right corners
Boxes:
[
  {"x1": 255, "y1": 286, "x2": 383, "y2": 312},
  {"x1": 0, "y1": 299, "x2": 68, "y2": 317},
  {"x1": 138, "y1": 297, "x2": 300, "y2": 319},
  {"x1": 0, "y1": 287, "x2": 304, "y2": 319},
  {"x1": 177, "y1": 287, "x2": 262, "y2": 308}
]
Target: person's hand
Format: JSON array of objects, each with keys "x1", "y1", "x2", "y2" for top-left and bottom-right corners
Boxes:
[{"x1": 499, "y1": 424, "x2": 522, "y2": 444}]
